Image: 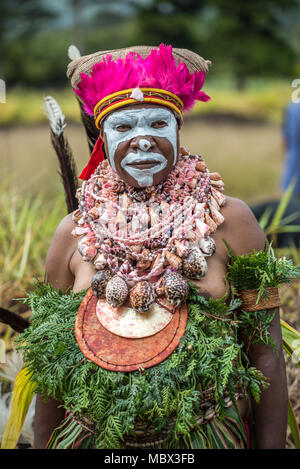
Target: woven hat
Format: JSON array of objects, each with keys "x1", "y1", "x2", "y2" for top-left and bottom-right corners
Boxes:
[{"x1": 67, "y1": 45, "x2": 211, "y2": 89}]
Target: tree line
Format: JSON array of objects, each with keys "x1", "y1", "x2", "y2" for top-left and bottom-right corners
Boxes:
[{"x1": 0, "y1": 0, "x2": 299, "y2": 89}]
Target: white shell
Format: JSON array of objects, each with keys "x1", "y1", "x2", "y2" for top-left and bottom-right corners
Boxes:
[
  {"x1": 195, "y1": 219, "x2": 210, "y2": 238},
  {"x1": 209, "y1": 205, "x2": 224, "y2": 226},
  {"x1": 96, "y1": 299, "x2": 172, "y2": 338},
  {"x1": 93, "y1": 252, "x2": 107, "y2": 270},
  {"x1": 198, "y1": 237, "x2": 216, "y2": 256},
  {"x1": 194, "y1": 203, "x2": 205, "y2": 218},
  {"x1": 211, "y1": 187, "x2": 226, "y2": 207},
  {"x1": 130, "y1": 87, "x2": 144, "y2": 102},
  {"x1": 71, "y1": 226, "x2": 88, "y2": 237}
]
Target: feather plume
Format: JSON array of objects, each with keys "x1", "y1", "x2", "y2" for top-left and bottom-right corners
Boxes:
[
  {"x1": 68, "y1": 44, "x2": 81, "y2": 61},
  {"x1": 74, "y1": 43, "x2": 210, "y2": 116},
  {"x1": 43, "y1": 96, "x2": 79, "y2": 213},
  {"x1": 43, "y1": 96, "x2": 66, "y2": 136},
  {"x1": 50, "y1": 129, "x2": 79, "y2": 213}
]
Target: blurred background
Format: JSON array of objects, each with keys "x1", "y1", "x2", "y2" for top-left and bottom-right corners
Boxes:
[
  {"x1": 1, "y1": 0, "x2": 300, "y2": 202},
  {"x1": 1, "y1": 0, "x2": 300, "y2": 449}
]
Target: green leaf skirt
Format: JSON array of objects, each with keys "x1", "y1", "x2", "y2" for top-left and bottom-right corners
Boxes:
[{"x1": 16, "y1": 282, "x2": 263, "y2": 449}]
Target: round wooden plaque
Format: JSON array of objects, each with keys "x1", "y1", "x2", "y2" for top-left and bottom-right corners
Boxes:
[{"x1": 75, "y1": 289, "x2": 188, "y2": 372}]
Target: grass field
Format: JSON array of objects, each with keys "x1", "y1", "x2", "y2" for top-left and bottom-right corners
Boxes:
[{"x1": 0, "y1": 119, "x2": 284, "y2": 205}]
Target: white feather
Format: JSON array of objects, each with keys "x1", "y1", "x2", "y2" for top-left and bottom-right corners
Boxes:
[
  {"x1": 0, "y1": 349, "x2": 24, "y2": 382},
  {"x1": 43, "y1": 96, "x2": 66, "y2": 136},
  {"x1": 68, "y1": 44, "x2": 81, "y2": 61}
]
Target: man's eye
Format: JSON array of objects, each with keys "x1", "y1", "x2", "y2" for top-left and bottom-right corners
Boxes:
[
  {"x1": 116, "y1": 124, "x2": 132, "y2": 132},
  {"x1": 151, "y1": 120, "x2": 167, "y2": 128}
]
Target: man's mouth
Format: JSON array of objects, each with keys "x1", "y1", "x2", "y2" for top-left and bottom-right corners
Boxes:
[{"x1": 126, "y1": 159, "x2": 160, "y2": 170}]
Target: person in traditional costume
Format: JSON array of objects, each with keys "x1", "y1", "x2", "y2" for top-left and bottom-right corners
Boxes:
[{"x1": 18, "y1": 44, "x2": 289, "y2": 449}]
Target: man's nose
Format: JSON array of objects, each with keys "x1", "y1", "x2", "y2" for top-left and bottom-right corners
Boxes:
[{"x1": 130, "y1": 136, "x2": 154, "y2": 152}]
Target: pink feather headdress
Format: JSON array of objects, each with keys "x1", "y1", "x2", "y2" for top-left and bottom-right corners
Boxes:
[{"x1": 74, "y1": 43, "x2": 210, "y2": 117}]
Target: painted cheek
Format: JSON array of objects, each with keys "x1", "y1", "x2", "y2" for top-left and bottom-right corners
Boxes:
[{"x1": 104, "y1": 130, "x2": 130, "y2": 171}]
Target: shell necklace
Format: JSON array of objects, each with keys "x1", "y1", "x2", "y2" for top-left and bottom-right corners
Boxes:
[{"x1": 72, "y1": 148, "x2": 226, "y2": 313}]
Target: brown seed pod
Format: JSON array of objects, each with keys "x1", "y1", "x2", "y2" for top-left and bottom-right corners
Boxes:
[
  {"x1": 164, "y1": 271, "x2": 189, "y2": 306},
  {"x1": 106, "y1": 275, "x2": 128, "y2": 307},
  {"x1": 183, "y1": 248, "x2": 208, "y2": 279},
  {"x1": 91, "y1": 270, "x2": 113, "y2": 298},
  {"x1": 129, "y1": 281, "x2": 155, "y2": 313}
]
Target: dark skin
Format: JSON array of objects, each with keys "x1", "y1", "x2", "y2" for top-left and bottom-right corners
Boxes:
[{"x1": 34, "y1": 105, "x2": 288, "y2": 449}]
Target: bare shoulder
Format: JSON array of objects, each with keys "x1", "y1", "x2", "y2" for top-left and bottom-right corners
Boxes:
[
  {"x1": 220, "y1": 196, "x2": 267, "y2": 256},
  {"x1": 45, "y1": 213, "x2": 77, "y2": 291}
]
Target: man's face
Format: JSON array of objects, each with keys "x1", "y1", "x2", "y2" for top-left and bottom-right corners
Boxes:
[{"x1": 101, "y1": 104, "x2": 180, "y2": 188}]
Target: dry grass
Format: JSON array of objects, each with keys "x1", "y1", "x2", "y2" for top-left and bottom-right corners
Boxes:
[
  {"x1": 193, "y1": 80, "x2": 291, "y2": 124},
  {"x1": 0, "y1": 119, "x2": 284, "y2": 205},
  {"x1": 181, "y1": 119, "x2": 283, "y2": 205},
  {"x1": 279, "y1": 282, "x2": 300, "y2": 449}
]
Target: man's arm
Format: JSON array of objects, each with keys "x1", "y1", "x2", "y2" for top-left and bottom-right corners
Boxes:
[
  {"x1": 245, "y1": 309, "x2": 288, "y2": 448},
  {"x1": 223, "y1": 197, "x2": 288, "y2": 449},
  {"x1": 34, "y1": 214, "x2": 76, "y2": 449}
]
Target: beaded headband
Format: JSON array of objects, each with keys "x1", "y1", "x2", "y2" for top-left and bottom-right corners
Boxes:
[{"x1": 94, "y1": 88, "x2": 184, "y2": 128}]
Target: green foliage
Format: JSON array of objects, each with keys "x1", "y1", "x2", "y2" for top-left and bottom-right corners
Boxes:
[
  {"x1": 239, "y1": 309, "x2": 277, "y2": 351},
  {"x1": 0, "y1": 188, "x2": 65, "y2": 297},
  {"x1": 225, "y1": 239, "x2": 300, "y2": 353},
  {"x1": 204, "y1": 0, "x2": 298, "y2": 88},
  {"x1": 1, "y1": 0, "x2": 298, "y2": 88},
  {"x1": 225, "y1": 241, "x2": 300, "y2": 300},
  {"x1": 15, "y1": 281, "x2": 268, "y2": 449}
]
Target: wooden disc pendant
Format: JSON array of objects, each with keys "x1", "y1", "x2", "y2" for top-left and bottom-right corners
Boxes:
[{"x1": 75, "y1": 289, "x2": 188, "y2": 372}]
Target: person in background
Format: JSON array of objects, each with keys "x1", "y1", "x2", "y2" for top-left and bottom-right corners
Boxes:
[{"x1": 281, "y1": 101, "x2": 300, "y2": 200}]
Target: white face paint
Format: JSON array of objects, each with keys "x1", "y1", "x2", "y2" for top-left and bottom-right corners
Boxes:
[
  {"x1": 103, "y1": 107, "x2": 178, "y2": 187},
  {"x1": 121, "y1": 150, "x2": 167, "y2": 187}
]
